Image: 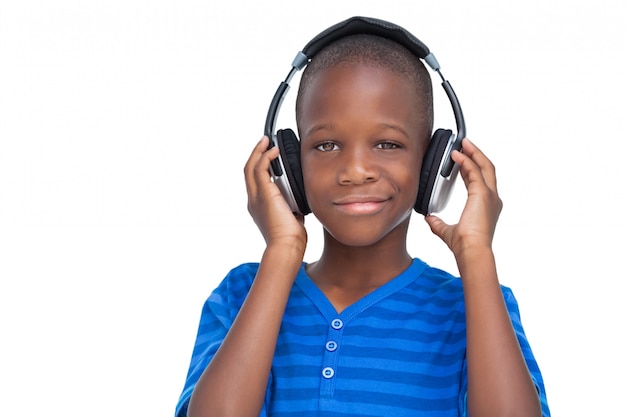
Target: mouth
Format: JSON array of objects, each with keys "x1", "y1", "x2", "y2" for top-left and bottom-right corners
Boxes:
[{"x1": 333, "y1": 195, "x2": 390, "y2": 215}]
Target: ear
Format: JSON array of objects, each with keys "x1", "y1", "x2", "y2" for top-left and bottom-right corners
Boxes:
[
  {"x1": 415, "y1": 129, "x2": 452, "y2": 215},
  {"x1": 277, "y1": 129, "x2": 311, "y2": 215}
]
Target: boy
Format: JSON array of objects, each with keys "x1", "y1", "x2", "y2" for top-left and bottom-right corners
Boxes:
[{"x1": 175, "y1": 17, "x2": 550, "y2": 417}]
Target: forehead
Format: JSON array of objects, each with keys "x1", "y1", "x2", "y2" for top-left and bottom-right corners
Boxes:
[
  {"x1": 298, "y1": 63, "x2": 427, "y2": 137},
  {"x1": 304, "y1": 61, "x2": 418, "y2": 100}
]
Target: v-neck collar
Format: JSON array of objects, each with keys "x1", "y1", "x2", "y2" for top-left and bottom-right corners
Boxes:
[{"x1": 294, "y1": 258, "x2": 427, "y2": 324}]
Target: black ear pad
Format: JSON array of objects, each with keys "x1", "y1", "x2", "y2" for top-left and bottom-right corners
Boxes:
[
  {"x1": 415, "y1": 129, "x2": 453, "y2": 215},
  {"x1": 276, "y1": 129, "x2": 311, "y2": 215}
]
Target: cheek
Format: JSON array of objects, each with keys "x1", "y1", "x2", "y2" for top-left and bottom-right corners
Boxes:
[
  {"x1": 301, "y1": 159, "x2": 328, "y2": 206},
  {"x1": 397, "y1": 156, "x2": 423, "y2": 205},
  {"x1": 300, "y1": 153, "x2": 315, "y2": 196},
  {"x1": 399, "y1": 171, "x2": 421, "y2": 206}
]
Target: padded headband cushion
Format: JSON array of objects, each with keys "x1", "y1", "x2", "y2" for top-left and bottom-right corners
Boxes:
[
  {"x1": 303, "y1": 16, "x2": 430, "y2": 60},
  {"x1": 277, "y1": 129, "x2": 311, "y2": 215},
  {"x1": 415, "y1": 129, "x2": 452, "y2": 215}
]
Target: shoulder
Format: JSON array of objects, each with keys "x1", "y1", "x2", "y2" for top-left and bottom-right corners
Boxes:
[
  {"x1": 202, "y1": 262, "x2": 260, "y2": 313},
  {"x1": 216, "y1": 262, "x2": 260, "y2": 291},
  {"x1": 412, "y1": 258, "x2": 465, "y2": 294},
  {"x1": 223, "y1": 262, "x2": 260, "y2": 282},
  {"x1": 409, "y1": 259, "x2": 517, "y2": 312}
]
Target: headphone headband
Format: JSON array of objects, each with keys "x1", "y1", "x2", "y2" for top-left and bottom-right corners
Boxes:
[{"x1": 303, "y1": 16, "x2": 431, "y2": 61}]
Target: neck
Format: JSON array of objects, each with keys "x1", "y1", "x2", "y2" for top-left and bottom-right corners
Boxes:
[{"x1": 307, "y1": 219, "x2": 413, "y2": 291}]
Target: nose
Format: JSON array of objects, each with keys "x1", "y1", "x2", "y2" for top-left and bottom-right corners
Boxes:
[{"x1": 337, "y1": 146, "x2": 380, "y2": 185}]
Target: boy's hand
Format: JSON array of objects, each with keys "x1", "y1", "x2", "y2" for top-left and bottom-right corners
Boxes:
[
  {"x1": 424, "y1": 138, "x2": 503, "y2": 258},
  {"x1": 244, "y1": 136, "x2": 308, "y2": 254}
]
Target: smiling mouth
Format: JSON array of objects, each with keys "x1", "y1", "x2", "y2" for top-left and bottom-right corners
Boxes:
[{"x1": 333, "y1": 196, "x2": 390, "y2": 215}]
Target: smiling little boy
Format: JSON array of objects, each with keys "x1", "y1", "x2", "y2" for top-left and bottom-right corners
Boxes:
[{"x1": 176, "y1": 17, "x2": 550, "y2": 417}]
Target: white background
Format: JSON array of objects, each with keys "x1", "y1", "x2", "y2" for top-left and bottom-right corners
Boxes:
[{"x1": 1, "y1": 1, "x2": 624, "y2": 415}]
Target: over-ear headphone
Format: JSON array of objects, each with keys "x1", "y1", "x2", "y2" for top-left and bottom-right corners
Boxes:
[{"x1": 264, "y1": 16, "x2": 466, "y2": 216}]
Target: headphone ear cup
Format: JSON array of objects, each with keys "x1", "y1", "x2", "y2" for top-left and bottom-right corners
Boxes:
[
  {"x1": 415, "y1": 129, "x2": 453, "y2": 215},
  {"x1": 276, "y1": 129, "x2": 311, "y2": 215}
]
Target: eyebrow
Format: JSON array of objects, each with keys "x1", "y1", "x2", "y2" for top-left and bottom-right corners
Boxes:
[
  {"x1": 301, "y1": 123, "x2": 335, "y2": 139},
  {"x1": 377, "y1": 123, "x2": 410, "y2": 139},
  {"x1": 302, "y1": 122, "x2": 410, "y2": 139}
]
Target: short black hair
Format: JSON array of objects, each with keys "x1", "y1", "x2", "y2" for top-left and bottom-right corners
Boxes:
[{"x1": 295, "y1": 33, "x2": 434, "y2": 134}]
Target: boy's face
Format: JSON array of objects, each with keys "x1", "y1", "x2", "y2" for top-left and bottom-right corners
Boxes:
[{"x1": 298, "y1": 63, "x2": 430, "y2": 247}]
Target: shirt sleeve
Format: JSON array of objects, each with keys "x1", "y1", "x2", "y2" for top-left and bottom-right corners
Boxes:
[
  {"x1": 457, "y1": 286, "x2": 551, "y2": 417},
  {"x1": 502, "y1": 287, "x2": 551, "y2": 417},
  {"x1": 174, "y1": 263, "x2": 260, "y2": 417}
]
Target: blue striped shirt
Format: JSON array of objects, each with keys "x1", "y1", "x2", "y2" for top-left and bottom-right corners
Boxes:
[{"x1": 175, "y1": 258, "x2": 550, "y2": 416}]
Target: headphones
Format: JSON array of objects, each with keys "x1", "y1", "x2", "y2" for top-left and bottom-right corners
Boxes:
[{"x1": 264, "y1": 16, "x2": 466, "y2": 216}]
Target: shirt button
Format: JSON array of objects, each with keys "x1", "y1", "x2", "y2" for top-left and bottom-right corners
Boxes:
[
  {"x1": 322, "y1": 367, "x2": 335, "y2": 379},
  {"x1": 325, "y1": 341, "x2": 338, "y2": 352},
  {"x1": 331, "y1": 319, "x2": 343, "y2": 330}
]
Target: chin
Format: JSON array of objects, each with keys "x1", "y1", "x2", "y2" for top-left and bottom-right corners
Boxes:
[
  {"x1": 326, "y1": 231, "x2": 388, "y2": 248},
  {"x1": 322, "y1": 215, "x2": 412, "y2": 248}
]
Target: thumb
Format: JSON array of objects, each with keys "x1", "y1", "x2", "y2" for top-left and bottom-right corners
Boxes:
[{"x1": 424, "y1": 214, "x2": 450, "y2": 242}]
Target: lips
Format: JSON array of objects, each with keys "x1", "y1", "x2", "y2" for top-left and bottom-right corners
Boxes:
[{"x1": 333, "y1": 195, "x2": 390, "y2": 215}]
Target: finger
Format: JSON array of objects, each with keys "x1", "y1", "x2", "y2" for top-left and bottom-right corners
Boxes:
[
  {"x1": 454, "y1": 141, "x2": 504, "y2": 218},
  {"x1": 244, "y1": 136, "x2": 278, "y2": 196},
  {"x1": 244, "y1": 137, "x2": 266, "y2": 197},
  {"x1": 244, "y1": 136, "x2": 270, "y2": 179},
  {"x1": 252, "y1": 141, "x2": 280, "y2": 189},
  {"x1": 451, "y1": 149, "x2": 483, "y2": 192},
  {"x1": 460, "y1": 139, "x2": 498, "y2": 192}
]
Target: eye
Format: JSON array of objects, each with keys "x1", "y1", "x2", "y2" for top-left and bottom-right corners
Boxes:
[
  {"x1": 315, "y1": 141, "x2": 339, "y2": 152},
  {"x1": 375, "y1": 141, "x2": 401, "y2": 150}
]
